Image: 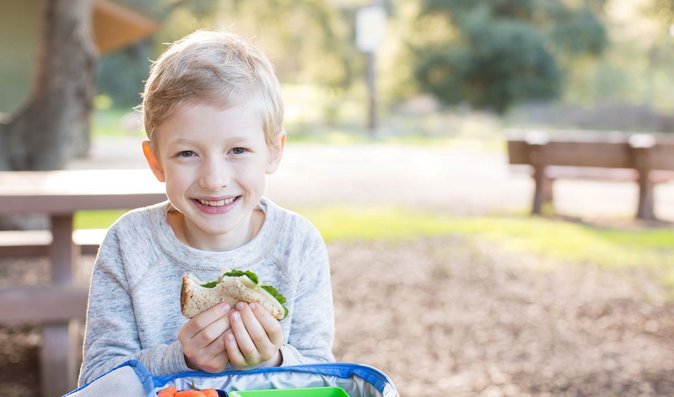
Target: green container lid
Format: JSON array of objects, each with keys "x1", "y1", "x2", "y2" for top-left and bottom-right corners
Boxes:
[{"x1": 230, "y1": 386, "x2": 349, "y2": 397}]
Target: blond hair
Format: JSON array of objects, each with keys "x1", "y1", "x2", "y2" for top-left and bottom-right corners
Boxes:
[{"x1": 142, "y1": 30, "x2": 284, "y2": 147}]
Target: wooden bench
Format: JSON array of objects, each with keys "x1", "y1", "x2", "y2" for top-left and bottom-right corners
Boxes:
[
  {"x1": 506, "y1": 131, "x2": 674, "y2": 220},
  {"x1": 0, "y1": 285, "x2": 89, "y2": 323},
  {"x1": 0, "y1": 169, "x2": 166, "y2": 397},
  {"x1": 0, "y1": 228, "x2": 106, "y2": 257}
]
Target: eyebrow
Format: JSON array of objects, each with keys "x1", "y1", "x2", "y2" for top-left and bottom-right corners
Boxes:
[{"x1": 166, "y1": 135, "x2": 257, "y2": 146}]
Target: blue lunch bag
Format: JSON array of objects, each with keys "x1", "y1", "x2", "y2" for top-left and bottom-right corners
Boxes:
[{"x1": 63, "y1": 360, "x2": 398, "y2": 397}]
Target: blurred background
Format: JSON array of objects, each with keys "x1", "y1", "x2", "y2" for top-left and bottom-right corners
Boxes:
[{"x1": 1, "y1": 0, "x2": 674, "y2": 396}]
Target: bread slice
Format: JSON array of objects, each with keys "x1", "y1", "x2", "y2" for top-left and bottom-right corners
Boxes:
[{"x1": 180, "y1": 273, "x2": 287, "y2": 320}]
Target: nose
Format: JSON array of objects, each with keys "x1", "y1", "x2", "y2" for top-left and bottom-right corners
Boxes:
[{"x1": 198, "y1": 158, "x2": 230, "y2": 191}]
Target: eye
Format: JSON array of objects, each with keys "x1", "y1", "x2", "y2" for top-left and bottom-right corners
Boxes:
[
  {"x1": 231, "y1": 147, "x2": 247, "y2": 155},
  {"x1": 176, "y1": 150, "x2": 196, "y2": 158}
]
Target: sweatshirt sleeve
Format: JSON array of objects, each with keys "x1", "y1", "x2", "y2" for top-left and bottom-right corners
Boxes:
[
  {"x1": 280, "y1": 224, "x2": 335, "y2": 366},
  {"x1": 78, "y1": 229, "x2": 190, "y2": 386}
]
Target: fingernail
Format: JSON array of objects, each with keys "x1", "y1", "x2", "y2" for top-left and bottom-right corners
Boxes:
[
  {"x1": 249, "y1": 302, "x2": 257, "y2": 310},
  {"x1": 231, "y1": 312, "x2": 240, "y2": 322},
  {"x1": 236, "y1": 302, "x2": 246, "y2": 310},
  {"x1": 221, "y1": 303, "x2": 231, "y2": 313},
  {"x1": 226, "y1": 333, "x2": 235, "y2": 342}
]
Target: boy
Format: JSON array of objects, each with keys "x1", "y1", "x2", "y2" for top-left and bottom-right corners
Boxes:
[{"x1": 78, "y1": 30, "x2": 335, "y2": 386}]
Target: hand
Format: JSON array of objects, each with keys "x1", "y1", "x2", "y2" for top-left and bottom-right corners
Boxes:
[
  {"x1": 178, "y1": 302, "x2": 232, "y2": 372},
  {"x1": 224, "y1": 302, "x2": 284, "y2": 370}
]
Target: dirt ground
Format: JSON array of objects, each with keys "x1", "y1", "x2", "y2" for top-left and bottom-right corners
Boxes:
[
  {"x1": 330, "y1": 237, "x2": 674, "y2": 397},
  {"x1": 1, "y1": 235, "x2": 673, "y2": 397}
]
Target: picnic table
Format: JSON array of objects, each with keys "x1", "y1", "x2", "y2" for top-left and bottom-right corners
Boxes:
[{"x1": 0, "y1": 169, "x2": 166, "y2": 397}]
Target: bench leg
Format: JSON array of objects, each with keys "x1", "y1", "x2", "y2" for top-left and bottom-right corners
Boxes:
[
  {"x1": 42, "y1": 214, "x2": 82, "y2": 396},
  {"x1": 532, "y1": 169, "x2": 548, "y2": 215},
  {"x1": 636, "y1": 180, "x2": 655, "y2": 220},
  {"x1": 41, "y1": 320, "x2": 81, "y2": 397},
  {"x1": 542, "y1": 177, "x2": 554, "y2": 210},
  {"x1": 633, "y1": 146, "x2": 656, "y2": 220}
]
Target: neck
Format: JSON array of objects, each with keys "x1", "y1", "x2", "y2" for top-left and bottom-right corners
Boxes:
[{"x1": 167, "y1": 209, "x2": 263, "y2": 252}]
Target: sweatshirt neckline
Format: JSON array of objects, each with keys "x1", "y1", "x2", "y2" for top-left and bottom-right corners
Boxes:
[{"x1": 150, "y1": 198, "x2": 278, "y2": 270}]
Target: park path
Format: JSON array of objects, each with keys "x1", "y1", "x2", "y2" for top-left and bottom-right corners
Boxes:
[{"x1": 68, "y1": 136, "x2": 674, "y2": 222}]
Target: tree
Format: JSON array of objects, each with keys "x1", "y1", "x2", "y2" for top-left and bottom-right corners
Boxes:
[
  {"x1": 409, "y1": 0, "x2": 608, "y2": 113},
  {"x1": 0, "y1": 0, "x2": 97, "y2": 170}
]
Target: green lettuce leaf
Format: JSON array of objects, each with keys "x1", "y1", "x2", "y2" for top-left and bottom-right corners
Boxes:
[
  {"x1": 261, "y1": 285, "x2": 288, "y2": 319},
  {"x1": 199, "y1": 281, "x2": 218, "y2": 288},
  {"x1": 261, "y1": 284, "x2": 286, "y2": 304},
  {"x1": 223, "y1": 269, "x2": 259, "y2": 285}
]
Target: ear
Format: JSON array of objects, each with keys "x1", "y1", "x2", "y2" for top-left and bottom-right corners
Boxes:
[
  {"x1": 142, "y1": 140, "x2": 166, "y2": 182},
  {"x1": 265, "y1": 129, "x2": 286, "y2": 174}
]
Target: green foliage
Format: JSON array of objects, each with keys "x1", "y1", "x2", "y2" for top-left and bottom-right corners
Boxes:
[
  {"x1": 95, "y1": 42, "x2": 152, "y2": 108},
  {"x1": 409, "y1": 0, "x2": 608, "y2": 113},
  {"x1": 550, "y1": 8, "x2": 607, "y2": 56},
  {"x1": 216, "y1": 0, "x2": 358, "y2": 89},
  {"x1": 413, "y1": 18, "x2": 560, "y2": 113},
  {"x1": 97, "y1": 0, "x2": 359, "y2": 106}
]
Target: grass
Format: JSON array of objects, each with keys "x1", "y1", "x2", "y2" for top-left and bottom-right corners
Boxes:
[
  {"x1": 301, "y1": 206, "x2": 674, "y2": 263},
  {"x1": 301, "y1": 206, "x2": 674, "y2": 291},
  {"x1": 74, "y1": 205, "x2": 674, "y2": 291},
  {"x1": 91, "y1": 96, "x2": 144, "y2": 138},
  {"x1": 74, "y1": 210, "x2": 128, "y2": 229}
]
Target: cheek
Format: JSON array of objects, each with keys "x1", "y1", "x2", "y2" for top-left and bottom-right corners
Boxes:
[
  {"x1": 235, "y1": 160, "x2": 268, "y2": 188},
  {"x1": 163, "y1": 164, "x2": 193, "y2": 190}
]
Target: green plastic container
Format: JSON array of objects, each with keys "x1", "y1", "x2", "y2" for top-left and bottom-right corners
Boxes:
[{"x1": 229, "y1": 386, "x2": 349, "y2": 397}]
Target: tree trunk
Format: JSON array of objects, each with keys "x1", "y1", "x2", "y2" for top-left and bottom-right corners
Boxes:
[{"x1": 0, "y1": 0, "x2": 96, "y2": 171}]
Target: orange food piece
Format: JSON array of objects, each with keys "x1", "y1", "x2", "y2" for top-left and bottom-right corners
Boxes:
[
  {"x1": 175, "y1": 390, "x2": 206, "y2": 397},
  {"x1": 156, "y1": 384, "x2": 219, "y2": 397},
  {"x1": 157, "y1": 386, "x2": 178, "y2": 397}
]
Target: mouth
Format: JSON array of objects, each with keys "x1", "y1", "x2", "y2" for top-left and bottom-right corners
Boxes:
[
  {"x1": 196, "y1": 197, "x2": 238, "y2": 207},
  {"x1": 192, "y1": 196, "x2": 241, "y2": 214}
]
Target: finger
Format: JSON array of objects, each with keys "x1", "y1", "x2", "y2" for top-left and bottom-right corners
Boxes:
[
  {"x1": 223, "y1": 330, "x2": 248, "y2": 369},
  {"x1": 243, "y1": 303, "x2": 282, "y2": 361},
  {"x1": 201, "y1": 329, "x2": 228, "y2": 359},
  {"x1": 249, "y1": 302, "x2": 284, "y2": 348},
  {"x1": 238, "y1": 303, "x2": 271, "y2": 350},
  {"x1": 229, "y1": 306, "x2": 261, "y2": 365},
  {"x1": 182, "y1": 303, "x2": 232, "y2": 339},
  {"x1": 193, "y1": 313, "x2": 232, "y2": 347},
  {"x1": 179, "y1": 303, "x2": 232, "y2": 370},
  {"x1": 200, "y1": 349, "x2": 229, "y2": 373},
  {"x1": 183, "y1": 325, "x2": 231, "y2": 371}
]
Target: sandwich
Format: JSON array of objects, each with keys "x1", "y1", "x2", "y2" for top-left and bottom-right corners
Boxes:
[{"x1": 181, "y1": 268, "x2": 288, "y2": 320}]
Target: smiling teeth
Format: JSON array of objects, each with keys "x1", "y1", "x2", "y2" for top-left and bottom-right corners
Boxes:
[{"x1": 198, "y1": 197, "x2": 235, "y2": 207}]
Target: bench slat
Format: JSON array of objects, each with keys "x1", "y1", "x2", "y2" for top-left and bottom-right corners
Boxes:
[
  {"x1": 509, "y1": 165, "x2": 674, "y2": 183},
  {"x1": 0, "y1": 228, "x2": 106, "y2": 257},
  {"x1": 0, "y1": 285, "x2": 89, "y2": 323},
  {"x1": 653, "y1": 143, "x2": 674, "y2": 170}
]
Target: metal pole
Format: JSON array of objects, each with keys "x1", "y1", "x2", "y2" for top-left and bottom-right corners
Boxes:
[{"x1": 366, "y1": 51, "x2": 377, "y2": 135}]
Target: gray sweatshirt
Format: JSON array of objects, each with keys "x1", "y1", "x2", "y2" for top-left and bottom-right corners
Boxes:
[{"x1": 78, "y1": 198, "x2": 335, "y2": 386}]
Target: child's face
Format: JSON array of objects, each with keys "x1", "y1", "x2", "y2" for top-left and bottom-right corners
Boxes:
[{"x1": 143, "y1": 101, "x2": 284, "y2": 249}]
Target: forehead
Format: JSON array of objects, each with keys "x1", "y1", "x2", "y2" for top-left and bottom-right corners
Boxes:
[{"x1": 155, "y1": 100, "x2": 264, "y2": 144}]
